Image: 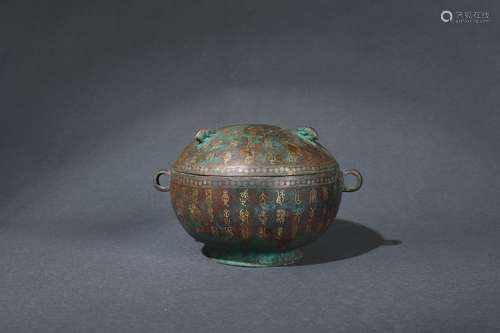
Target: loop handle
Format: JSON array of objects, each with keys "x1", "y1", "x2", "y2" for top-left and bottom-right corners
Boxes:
[
  {"x1": 154, "y1": 169, "x2": 171, "y2": 192},
  {"x1": 342, "y1": 169, "x2": 363, "y2": 193}
]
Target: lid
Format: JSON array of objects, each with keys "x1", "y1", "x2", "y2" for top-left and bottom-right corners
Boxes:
[{"x1": 173, "y1": 124, "x2": 339, "y2": 177}]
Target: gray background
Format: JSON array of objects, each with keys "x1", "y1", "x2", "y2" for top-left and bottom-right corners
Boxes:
[{"x1": 1, "y1": 0, "x2": 499, "y2": 332}]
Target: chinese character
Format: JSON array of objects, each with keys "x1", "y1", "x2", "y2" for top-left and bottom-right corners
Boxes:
[
  {"x1": 309, "y1": 188, "x2": 317, "y2": 204},
  {"x1": 241, "y1": 227, "x2": 249, "y2": 239},
  {"x1": 205, "y1": 189, "x2": 213, "y2": 203},
  {"x1": 259, "y1": 192, "x2": 269, "y2": 205},
  {"x1": 308, "y1": 207, "x2": 315, "y2": 223},
  {"x1": 258, "y1": 209, "x2": 268, "y2": 225},
  {"x1": 276, "y1": 190, "x2": 286, "y2": 205},
  {"x1": 276, "y1": 209, "x2": 286, "y2": 225},
  {"x1": 210, "y1": 225, "x2": 218, "y2": 236},
  {"x1": 286, "y1": 152, "x2": 299, "y2": 163},
  {"x1": 294, "y1": 190, "x2": 302, "y2": 204},
  {"x1": 223, "y1": 209, "x2": 231, "y2": 225},
  {"x1": 276, "y1": 227, "x2": 284, "y2": 239},
  {"x1": 259, "y1": 226, "x2": 267, "y2": 238},
  {"x1": 189, "y1": 203, "x2": 199, "y2": 218},
  {"x1": 223, "y1": 152, "x2": 232, "y2": 164},
  {"x1": 239, "y1": 209, "x2": 250, "y2": 224},
  {"x1": 208, "y1": 207, "x2": 214, "y2": 223},
  {"x1": 239, "y1": 189, "x2": 249, "y2": 206},
  {"x1": 293, "y1": 207, "x2": 304, "y2": 223},
  {"x1": 224, "y1": 226, "x2": 233, "y2": 237},
  {"x1": 321, "y1": 186, "x2": 329, "y2": 200},
  {"x1": 222, "y1": 190, "x2": 230, "y2": 207}
]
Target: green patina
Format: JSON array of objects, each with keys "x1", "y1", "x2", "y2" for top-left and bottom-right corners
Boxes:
[
  {"x1": 202, "y1": 246, "x2": 304, "y2": 267},
  {"x1": 296, "y1": 127, "x2": 319, "y2": 143},
  {"x1": 195, "y1": 129, "x2": 216, "y2": 148},
  {"x1": 176, "y1": 124, "x2": 336, "y2": 177},
  {"x1": 163, "y1": 124, "x2": 358, "y2": 267}
]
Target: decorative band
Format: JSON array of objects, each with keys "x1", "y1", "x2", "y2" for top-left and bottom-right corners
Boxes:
[
  {"x1": 171, "y1": 171, "x2": 341, "y2": 188},
  {"x1": 174, "y1": 162, "x2": 338, "y2": 177}
]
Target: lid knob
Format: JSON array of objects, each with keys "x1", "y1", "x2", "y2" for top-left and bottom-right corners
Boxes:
[
  {"x1": 195, "y1": 128, "x2": 216, "y2": 145},
  {"x1": 296, "y1": 127, "x2": 319, "y2": 143}
]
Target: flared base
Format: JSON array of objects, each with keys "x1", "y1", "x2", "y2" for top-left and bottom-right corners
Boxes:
[{"x1": 202, "y1": 246, "x2": 303, "y2": 267}]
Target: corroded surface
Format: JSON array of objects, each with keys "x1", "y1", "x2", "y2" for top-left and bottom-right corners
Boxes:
[
  {"x1": 173, "y1": 124, "x2": 338, "y2": 176},
  {"x1": 154, "y1": 124, "x2": 362, "y2": 266},
  {"x1": 171, "y1": 170, "x2": 340, "y2": 188},
  {"x1": 202, "y1": 246, "x2": 304, "y2": 267},
  {"x1": 170, "y1": 171, "x2": 342, "y2": 252}
]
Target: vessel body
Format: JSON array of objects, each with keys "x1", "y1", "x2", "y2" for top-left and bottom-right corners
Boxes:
[{"x1": 154, "y1": 124, "x2": 362, "y2": 266}]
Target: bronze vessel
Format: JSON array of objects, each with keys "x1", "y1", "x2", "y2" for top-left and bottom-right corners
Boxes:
[{"x1": 154, "y1": 124, "x2": 362, "y2": 267}]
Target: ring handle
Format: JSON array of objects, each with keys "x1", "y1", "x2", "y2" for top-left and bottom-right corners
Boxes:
[
  {"x1": 154, "y1": 169, "x2": 171, "y2": 192},
  {"x1": 342, "y1": 169, "x2": 363, "y2": 193}
]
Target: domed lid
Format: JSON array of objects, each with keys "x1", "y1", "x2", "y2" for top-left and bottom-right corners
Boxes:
[{"x1": 173, "y1": 124, "x2": 339, "y2": 177}]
